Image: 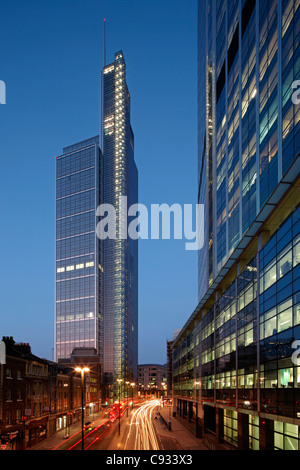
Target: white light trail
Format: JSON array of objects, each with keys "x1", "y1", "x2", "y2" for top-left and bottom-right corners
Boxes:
[{"x1": 124, "y1": 400, "x2": 160, "y2": 450}]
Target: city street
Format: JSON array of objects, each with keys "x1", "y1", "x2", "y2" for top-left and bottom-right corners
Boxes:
[
  {"x1": 2, "y1": 0, "x2": 299, "y2": 453},
  {"x1": 30, "y1": 399, "x2": 162, "y2": 451},
  {"x1": 28, "y1": 397, "x2": 208, "y2": 451},
  {"x1": 73, "y1": 399, "x2": 161, "y2": 451},
  {"x1": 123, "y1": 399, "x2": 161, "y2": 450}
]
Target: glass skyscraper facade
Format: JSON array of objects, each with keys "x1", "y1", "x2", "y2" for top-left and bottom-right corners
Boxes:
[
  {"x1": 197, "y1": 0, "x2": 300, "y2": 300},
  {"x1": 101, "y1": 51, "x2": 138, "y2": 397},
  {"x1": 55, "y1": 137, "x2": 103, "y2": 362},
  {"x1": 173, "y1": 0, "x2": 300, "y2": 450},
  {"x1": 54, "y1": 50, "x2": 138, "y2": 401}
]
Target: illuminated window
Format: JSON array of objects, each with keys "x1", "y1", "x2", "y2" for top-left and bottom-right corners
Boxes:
[
  {"x1": 274, "y1": 421, "x2": 299, "y2": 450},
  {"x1": 66, "y1": 266, "x2": 74, "y2": 272},
  {"x1": 86, "y1": 262, "x2": 94, "y2": 268},
  {"x1": 76, "y1": 264, "x2": 85, "y2": 270},
  {"x1": 104, "y1": 65, "x2": 114, "y2": 74},
  {"x1": 249, "y1": 416, "x2": 260, "y2": 450},
  {"x1": 57, "y1": 267, "x2": 65, "y2": 273}
]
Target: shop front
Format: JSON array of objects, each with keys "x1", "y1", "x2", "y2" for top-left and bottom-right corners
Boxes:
[
  {"x1": 0, "y1": 425, "x2": 25, "y2": 451},
  {"x1": 25, "y1": 417, "x2": 48, "y2": 448}
]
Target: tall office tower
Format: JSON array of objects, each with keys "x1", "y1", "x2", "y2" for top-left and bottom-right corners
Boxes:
[
  {"x1": 197, "y1": 0, "x2": 213, "y2": 301},
  {"x1": 101, "y1": 51, "x2": 138, "y2": 398},
  {"x1": 172, "y1": 0, "x2": 300, "y2": 451},
  {"x1": 55, "y1": 137, "x2": 103, "y2": 363},
  {"x1": 197, "y1": 0, "x2": 300, "y2": 299}
]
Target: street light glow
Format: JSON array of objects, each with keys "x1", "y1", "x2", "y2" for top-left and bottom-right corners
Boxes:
[{"x1": 75, "y1": 367, "x2": 90, "y2": 373}]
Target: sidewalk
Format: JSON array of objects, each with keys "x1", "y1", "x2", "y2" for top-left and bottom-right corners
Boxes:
[
  {"x1": 153, "y1": 406, "x2": 209, "y2": 451},
  {"x1": 28, "y1": 411, "x2": 109, "y2": 451}
]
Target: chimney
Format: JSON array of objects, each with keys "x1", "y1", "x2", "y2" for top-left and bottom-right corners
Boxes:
[
  {"x1": 15, "y1": 343, "x2": 32, "y2": 355},
  {"x1": 2, "y1": 336, "x2": 15, "y2": 352}
]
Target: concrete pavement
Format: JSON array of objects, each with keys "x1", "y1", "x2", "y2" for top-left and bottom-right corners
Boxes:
[{"x1": 153, "y1": 405, "x2": 209, "y2": 451}]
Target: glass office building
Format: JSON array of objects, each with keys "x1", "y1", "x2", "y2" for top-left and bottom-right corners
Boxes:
[
  {"x1": 101, "y1": 51, "x2": 138, "y2": 398},
  {"x1": 55, "y1": 137, "x2": 103, "y2": 362},
  {"x1": 197, "y1": 0, "x2": 300, "y2": 298},
  {"x1": 173, "y1": 0, "x2": 300, "y2": 450}
]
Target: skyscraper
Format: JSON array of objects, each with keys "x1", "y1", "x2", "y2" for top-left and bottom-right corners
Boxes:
[
  {"x1": 101, "y1": 51, "x2": 138, "y2": 397},
  {"x1": 172, "y1": 0, "x2": 300, "y2": 450},
  {"x1": 197, "y1": 0, "x2": 300, "y2": 299},
  {"x1": 54, "y1": 47, "x2": 138, "y2": 401},
  {"x1": 55, "y1": 137, "x2": 103, "y2": 362}
]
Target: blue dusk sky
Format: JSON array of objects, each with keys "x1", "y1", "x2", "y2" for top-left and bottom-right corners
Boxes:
[{"x1": 0, "y1": 0, "x2": 198, "y2": 365}]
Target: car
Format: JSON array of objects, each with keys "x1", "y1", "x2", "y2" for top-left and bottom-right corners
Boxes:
[{"x1": 84, "y1": 421, "x2": 93, "y2": 427}]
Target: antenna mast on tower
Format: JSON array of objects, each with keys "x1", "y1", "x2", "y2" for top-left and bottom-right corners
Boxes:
[{"x1": 103, "y1": 18, "x2": 106, "y2": 67}]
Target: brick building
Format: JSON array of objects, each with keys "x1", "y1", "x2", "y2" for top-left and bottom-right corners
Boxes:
[
  {"x1": 0, "y1": 338, "x2": 101, "y2": 449},
  {"x1": 0, "y1": 337, "x2": 50, "y2": 449}
]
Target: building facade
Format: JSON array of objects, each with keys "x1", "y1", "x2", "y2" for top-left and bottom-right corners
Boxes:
[
  {"x1": 197, "y1": 0, "x2": 300, "y2": 300},
  {"x1": 58, "y1": 346, "x2": 102, "y2": 417},
  {"x1": 0, "y1": 338, "x2": 100, "y2": 449},
  {"x1": 173, "y1": 0, "x2": 300, "y2": 451},
  {"x1": 101, "y1": 51, "x2": 138, "y2": 397},
  {"x1": 55, "y1": 136, "x2": 103, "y2": 362},
  {"x1": 0, "y1": 337, "x2": 50, "y2": 449},
  {"x1": 138, "y1": 364, "x2": 167, "y2": 397},
  {"x1": 167, "y1": 341, "x2": 174, "y2": 397}
]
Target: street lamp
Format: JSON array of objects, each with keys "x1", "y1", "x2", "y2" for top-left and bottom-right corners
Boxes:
[
  {"x1": 125, "y1": 381, "x2": 130, "y2": 417},
  {"x1": 75, "y1": 367, "x2": 90, "y2": 451},
  {"x1": 130, "y1": 382, "x2": 135, "y2": 410},
  {"x1": 161, "y1": 382, "x2": 167, "y2": 404},
  {"x1": 116, "y1": 379, "x2": 123, "y2": 435},
  {"x1": 168, "y1": 398, "x2": 172, "y2": 431}
]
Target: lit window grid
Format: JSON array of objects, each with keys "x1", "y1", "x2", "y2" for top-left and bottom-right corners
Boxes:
[
  {"x1": 173, "y1": 206, "x2": 300, "y2": 407},
  {"x1": 55, "y1": 140, "x2": 100, "y2": 360}
]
